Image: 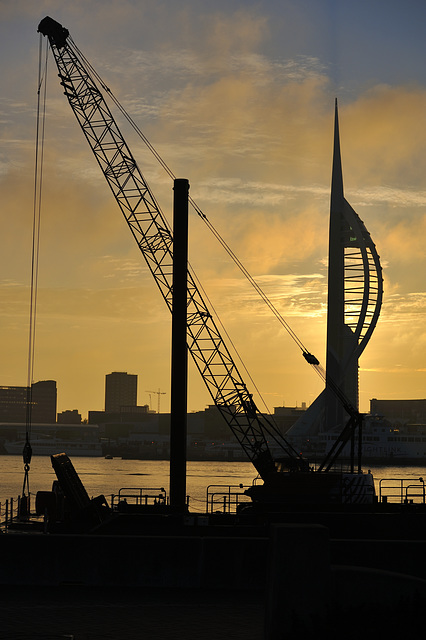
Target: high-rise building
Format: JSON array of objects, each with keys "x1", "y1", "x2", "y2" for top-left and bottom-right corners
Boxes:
[
  {"x1": 0, "y1": 380, "x2": 57, "y2": 424},
  {"x1": 31, "y1": 380, "x2": 57, "y2": 423},
  {"x1": 105, "y1": 372, "x2": 137, "y2": 413},
  {"x1": 0, "y1": 386, "x2": 28, "y2": 422}
]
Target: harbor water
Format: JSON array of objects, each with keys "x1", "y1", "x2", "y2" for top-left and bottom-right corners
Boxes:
[
  {"x1": 0, "y1": 456, "x2": 257, "y2": 511},
  {"x1": 1, "y1": 455, "x2": 426, "y2": 511}
]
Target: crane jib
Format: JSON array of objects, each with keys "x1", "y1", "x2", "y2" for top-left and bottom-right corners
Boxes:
[{"x1": 36, "y1": 16, "x2": 305, "y2": 480}]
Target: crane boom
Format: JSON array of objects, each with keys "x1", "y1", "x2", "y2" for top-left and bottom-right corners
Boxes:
[{"x1": 37, "y1": 16, "x2": 304, "y2": 479}]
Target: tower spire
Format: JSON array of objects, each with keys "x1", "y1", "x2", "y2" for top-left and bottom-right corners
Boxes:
[
  {"x1": 331, "y1": 98, "x2": 344, "y2": 207},
  {"x1": 326, "y1": 98, "x2": 347, "y2": 429},
  {"x1": 285, "y1": 100, "x2": 383, "y2": 445}
]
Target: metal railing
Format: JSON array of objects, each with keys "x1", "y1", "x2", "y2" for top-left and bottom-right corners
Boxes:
[
  {"x1": 206, "y1": 484, "x2": 251, "y2": 514},
  {"x1": 379, "y1": 477, "x2": 426, "y2": 504},
  {"x1": 110, "y1": 487, "x2": 168, "y2": 509},
  {"x1": 0, "y1": 494, "x2": 32, "y2": 530}
]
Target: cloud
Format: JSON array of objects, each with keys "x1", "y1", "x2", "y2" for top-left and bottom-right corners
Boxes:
[
  {"x1": 383, "y1": 217, "x2": 426, "y2": 264},
  {"x1": 340, "y1": 86, "x2": 426, "y2": 187},
  {"x1": 2, "y1": 3, "x2": 426, "y2": 416}
]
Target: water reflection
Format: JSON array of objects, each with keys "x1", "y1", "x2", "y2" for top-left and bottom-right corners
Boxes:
[{"x1": 1, "y1": 456, "x2": 426, "y2": 510}]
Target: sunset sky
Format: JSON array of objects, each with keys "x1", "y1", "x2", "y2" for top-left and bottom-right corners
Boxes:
[{"x1": 1, "y1": 0, "x2": 426, "y2": 419}]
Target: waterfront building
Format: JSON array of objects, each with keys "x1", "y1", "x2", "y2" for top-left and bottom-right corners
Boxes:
[
  {"x1": 58, "y1": 409, "x2": 82, "y2": 424},
  {"x1": 31, "y1": 380, "x2": 57, "y2": 423},
  {"x1": 370, "y1": 399, "x2": 426, "y2": 426},
  {"x1": 273, "y1": 405, "x2": 307, "y2": 434},
  {"x1": 105, "y1": 372, "x2": 137, "y2": 413},
  {"x1": 0, "y1": 386, "x2": 28, "y2": 422},
  {"x1": 0, "y1": 380, "x2": 57, "y2": 424}
]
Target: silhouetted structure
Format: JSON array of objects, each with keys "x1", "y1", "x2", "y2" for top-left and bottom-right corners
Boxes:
[
  {"x1": 287, "y1": 102, "x2": 383, "y2": 440},
  {"x1": 0, "y1": 380, "x2": 57, "y2": 424},
  {"x1": 0, "y1": 386, "x2": 27, "y2": 422},
  {"x1": 324, "y1": 100, "x2": 383, "y2": 428},
  {"x1": 370, "y1": 398, "x2": 426, "y2": 425},
  {"x1": 57, "y1": 409, "x2": 82, "y2": 424},
  {"x1": 105, "y1": 372, "x2": 137, "y2": 413},
  {"x1": 31, "y1": 380, "x2": 57, "y2": 423}
]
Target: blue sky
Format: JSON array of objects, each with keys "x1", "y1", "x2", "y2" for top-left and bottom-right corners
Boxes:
[{"x1": 1, "y1": 0, "x2": 426, "y2": 418}]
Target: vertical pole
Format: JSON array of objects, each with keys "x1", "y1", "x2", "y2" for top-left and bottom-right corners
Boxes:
[
  {"x1": 169, "y1": 178, "x2": 189, "y2": 512},
  {"x1": 357, "y1": 414, "x2": 363, "y2": 474}
]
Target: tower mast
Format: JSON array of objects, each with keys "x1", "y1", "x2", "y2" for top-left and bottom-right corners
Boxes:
[
  {"x1": 286, "y1": 100, "x2": 383, "y2": 441},
  {"x1": 325, "y1": 99, "x2": 383, "y2": 430},
  {"x1": 325, "y1": 100, "x2": 354, "y2": 428}
]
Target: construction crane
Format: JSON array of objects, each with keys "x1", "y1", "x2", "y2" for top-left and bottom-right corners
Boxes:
[
  {"x1": 146, "y1": 389, "x2": 166, "y2": 414},
  {"x1": 37, "y1": 16, "x2": 308, "y2": 481},
  {"x1": 37, "y1": 17, "x2": 376, "y2": 504}
]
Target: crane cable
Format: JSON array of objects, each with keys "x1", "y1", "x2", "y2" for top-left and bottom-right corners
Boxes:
[
  {"x1": 53, "y1": 37, "x2": 363, "y2": 451},
  {"x1": 22, "y1": 35, "x2": 49, "y2": 508},
  {"x1": 49, "y1": 37, "x2": 361, "y2": 460},
  {"x1": 68, "y1": 38, "x2": 325, "y2": 385},
  {"x1": 67, "y1": 38, "x2": 328, "y2": 427},
  {"x1": 48, "y1": 38, "x2": 279, "y2": 420}
]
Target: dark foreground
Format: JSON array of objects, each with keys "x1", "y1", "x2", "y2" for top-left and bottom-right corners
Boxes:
[
  {"x1": 0, "y1": 586, "x2": 264, "y2": 640},
  {"x1": 1, "y1": 582, "x2": 426, "y2": 640}
]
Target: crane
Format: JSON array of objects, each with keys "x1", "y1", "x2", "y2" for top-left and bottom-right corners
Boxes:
[
  {"x1": 37, "y1": 17, "x2": 376, "y2": 505},
  {"x1": 146, "y1": 388, "x2": 166, "y2": 414},
  {"x1": 37, "y1": 16, "x2": 308, "y2": 481}
]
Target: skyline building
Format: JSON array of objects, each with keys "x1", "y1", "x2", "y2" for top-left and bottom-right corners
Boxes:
[
  {"x1": 288, "y1": 101, "x2": 383, "y2": 438},
  {"x1": 31, "y1": 380, "x2": 57, "y2": 423},
  {"x1": 0, "y1": 380, "x2": 57, "y2": 424},
  {"x1": 105, "y1": 372, "x2": 137, "y2": 414},
  {"x1": 0, "y1": 385, "x2": 28, "y2": 422},
  {"x1": 370, "y1": 399, "x2": 426, "y2": 425}
]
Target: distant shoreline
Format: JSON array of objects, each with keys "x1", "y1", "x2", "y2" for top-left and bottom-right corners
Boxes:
[{"x1": 1, "y1": 449, "x2": 426, "y2": 466}]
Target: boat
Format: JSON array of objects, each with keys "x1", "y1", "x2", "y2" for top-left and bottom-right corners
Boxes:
[
  {"x1": 323, "y1": 417, "x2": 426, "y2": 464},
  {"x1": 285, "y1": 414, "x2": 426, "y2": 464},
  {"x1": 4, "y1": 437, "x2": 102, "y2": 457}
]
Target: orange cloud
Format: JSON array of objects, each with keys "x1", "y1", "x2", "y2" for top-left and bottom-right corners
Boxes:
[{"x1": 2, "y1": 4, "x2": 426, "y2": 418}]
